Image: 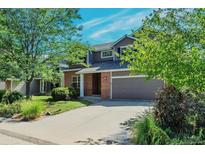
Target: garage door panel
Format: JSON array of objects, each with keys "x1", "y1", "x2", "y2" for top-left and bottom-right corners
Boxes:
[{"x1": 112, "y1": 78, "x2": 163, "y2": 99}]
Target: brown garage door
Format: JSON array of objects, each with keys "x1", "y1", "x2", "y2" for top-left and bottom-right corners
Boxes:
[{"x1": 112, "y1": 77, "x2": 164, "y2": 99}]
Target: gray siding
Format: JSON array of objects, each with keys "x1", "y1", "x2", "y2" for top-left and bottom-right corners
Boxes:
[
  {"x1": 0, "y1": 81, "x2": 5, "y2": 89},
  {"x1": 112, "y1": 78, "x2": 164, "y2": 99},
  {"x1": 112, "y1": 71, "x2": 130, "y2": 76},
  {"x1": 93, "y1": 51, "x2": 113, "y2": 63},
  {"x1": 11, "y1": 79, "x2": 40, "y2": 95},
  {"x1": 30, "y1": 79, "x2": 41, "y2": 95},
  {"x1": 113, "y1": 37, "x2": 134, "y2": 48},
  {"x1": 113, "y1": 37, "x2": 135, "y2": 61}
]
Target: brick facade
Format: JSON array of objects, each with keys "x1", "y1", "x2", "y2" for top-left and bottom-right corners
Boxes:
[
  {"x1": 64, "y1": 71, "x2": 77, "y2": 87},
  {"x1": 101, "y1": 72, "x2": 111, "y2": 99},
  {"x1": 64, "y1": 71, "x2": 93, "y2": 96},
  {"x1": 64, "y1": 71, "x2": 111, "y2": 99},
  {"x1": 84, "y1": 74, "x2": 93, "y2": 96}
]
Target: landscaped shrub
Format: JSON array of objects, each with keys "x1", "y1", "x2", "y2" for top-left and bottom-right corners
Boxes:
[
  {"x1": 21, "y1": 101, "x2": 44, "y2": 120},
  {"x1": 68, "y1": 86, "x2": 80, "y2": 99},
  {"x1": 154, "y1": 86, "x2": 205, "y2": 135},
  {"x1": 51, "y1": 87, "x2": 69, "y2": 101},
  {"x1": 184, "y1": 91, "x2": 205, "y2": 131},
  {"x1": 2, "y1": 90, "x2": 24, "y2": 104},
  {"x1": 132, "y1": 113, "x2": 170, "y2": 145},
  {"x1": 0, "y1": 102, "x2": 21, "y2": 118},
  {"x1": 170, "y1": 129, "x2": 205, "y2": 145},
  {"x1": 0, "y1": 90, "x2": 7, "y2": 103},
  {"x1": 153, "y1": 86, "x2": 191, "y2": 134}
]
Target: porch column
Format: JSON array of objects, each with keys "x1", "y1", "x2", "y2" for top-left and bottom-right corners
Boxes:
[
  {"x1": 80, "y1": 73, "x2": 84, "y2": 97},
  {"x1": 10, "y1": 80, "x2": 13, "y2": 91},
  {"x1": 40, "y1": 80, "x2": 45, "y2": 93}
]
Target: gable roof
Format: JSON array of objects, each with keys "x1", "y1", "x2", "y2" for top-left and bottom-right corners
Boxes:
[
  {"x1": 92, "y1": 42, "x2": 114, "y2": 52},
  {"x1": 91, "y1": 34, "x2": 135, "y2": 52},
  {"x1": 111, "y1": 34, "x2": 136, "y2": 46},
  {"x1": 76, "y1": 61, "x2": 129, "y2": 74}
]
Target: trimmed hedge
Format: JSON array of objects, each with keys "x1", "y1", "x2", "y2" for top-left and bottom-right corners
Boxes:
[{"x1": 51, "y1": 87, "x2": 69, "y2": 101}]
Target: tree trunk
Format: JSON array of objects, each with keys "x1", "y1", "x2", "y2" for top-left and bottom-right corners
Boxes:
[{"x1": 26, "y1": 80, "x2": 31, "y2": 99}]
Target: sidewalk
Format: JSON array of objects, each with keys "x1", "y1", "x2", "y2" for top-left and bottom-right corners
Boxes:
[{"x1": 0, "y1": 133, "x2": 33, "y2": 145}]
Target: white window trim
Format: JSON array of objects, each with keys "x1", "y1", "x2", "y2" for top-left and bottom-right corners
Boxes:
[
  {"x1": 72, "y1": 75, "x2": 80, "y2": 88},
  {"x1": 101, "y1": 50, "x2": 113, "y2": 59},
  {"x1": 111, "y1": 75, "x2": 147, "y2": 79}
]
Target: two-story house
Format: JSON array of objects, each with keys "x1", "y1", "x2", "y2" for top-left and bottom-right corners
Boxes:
[{"x1": 64, "y1": 35, "x2": 164, "y2": 100}]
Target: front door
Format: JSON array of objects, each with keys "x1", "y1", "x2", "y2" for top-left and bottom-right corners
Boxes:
[{"x1": 92, "y1": 73, "x2": 101, "y2": 95}]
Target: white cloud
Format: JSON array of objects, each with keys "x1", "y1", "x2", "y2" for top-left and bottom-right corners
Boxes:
[
  {"x1": 82, "y1": 18, "x2": 104, "y2": 29},
  {"x1": 89, "y1": 9, "x2": 153, "y2": 39},
  {"x1": 81, "y1": 9, "x2": 132, "y2": 30}
]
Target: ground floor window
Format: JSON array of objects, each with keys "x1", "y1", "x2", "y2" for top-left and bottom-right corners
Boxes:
[{"x1": 72, "y1": 76, "x2": 80, "y2": 89}]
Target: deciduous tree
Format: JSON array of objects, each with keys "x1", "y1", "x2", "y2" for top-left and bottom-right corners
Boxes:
[
  {"x1": 121, "y1": 9, "x2": 205, "y2": 93},
  {"x1": 0, "y1": 9, "x2": 89, "y2": 98}
]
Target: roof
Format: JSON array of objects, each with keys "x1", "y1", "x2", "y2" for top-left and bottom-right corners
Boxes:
[
  {"x1": 111, "y1": 34, "x2": 136, "y2": 46},
  {"x1": 92, "y1": 42, "x2": 114, "y2": 52},
  {"x1": 92, "y1": 35, "x2": 135, "y2": 52},
  {"x1": 76, "y1": 61, "x2": 129, "y2": 74}
]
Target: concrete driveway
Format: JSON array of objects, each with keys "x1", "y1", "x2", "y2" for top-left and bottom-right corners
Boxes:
[{"x1": 0, "y1": 100, "x2": 151, "y2": 145}]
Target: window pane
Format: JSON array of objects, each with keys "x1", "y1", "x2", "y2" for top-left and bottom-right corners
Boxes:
[
  {"x1": 102, "y1": 50, "x2": 112, "y2": 57},
  {"x1": 72, "y1": 76, "x2": 80, "y2": 89}
]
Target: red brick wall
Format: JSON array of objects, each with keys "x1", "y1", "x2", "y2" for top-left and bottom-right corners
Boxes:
[
  {"x1": 64, "y1": 71, "x2": 77, "y2": 87},
  {"x1": 84, "y1": 74, "x2": 93, "y2": 96},
  {"x1": 64, "y1": 71, "x2": 111, "y2": 99},
  {"x1": 101, "y1": 72, "x2": 111, "y2": 99}
]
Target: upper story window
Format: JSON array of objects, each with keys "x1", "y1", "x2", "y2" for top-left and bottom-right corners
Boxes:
[
  {"x1": 101, "y1": 50, "x2": 113, "y2": 58},
  {"x1": 120, "y1": 45, "x2": 133, "y2": 55}
]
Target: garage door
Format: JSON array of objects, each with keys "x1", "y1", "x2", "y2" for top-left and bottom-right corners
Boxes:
[{"x1": 112, "y1": 77, "x2": 164, "y2": 99}]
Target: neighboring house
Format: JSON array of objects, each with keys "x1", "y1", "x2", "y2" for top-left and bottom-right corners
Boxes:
[
  {"x1": 1, "y1": 61, "x2": 68, "y2": 95},
  {"x1": 64, "y1": 35, "x2": 164, "y2": 100},
  {"x1": 0, "y1": 81, "x2": 5, "y2": 90},
  {"x1": 4, "y1": 78, "x2": 47, "y2": 95}
]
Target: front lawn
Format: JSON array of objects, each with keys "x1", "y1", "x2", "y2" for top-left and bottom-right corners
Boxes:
[
  {"x1": 0, "y1": 89, "x2": 92, "y2": 120},
  {"x1": 28, "y1": 96, "x2": 91, "y2": 115}
]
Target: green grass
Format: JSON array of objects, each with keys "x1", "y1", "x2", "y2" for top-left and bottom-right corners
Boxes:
[{"x1": 28, "y1": 96, "x2": 91, "y2": 115}]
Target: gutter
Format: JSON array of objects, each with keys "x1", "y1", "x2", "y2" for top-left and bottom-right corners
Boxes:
[{"x1": 75, "y1": 68, "x2": 129, "y2": 74}]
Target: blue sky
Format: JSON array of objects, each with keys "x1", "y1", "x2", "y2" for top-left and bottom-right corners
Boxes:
[{"x1": 77, "y1": 8, "x2": 154, "y2": 45}]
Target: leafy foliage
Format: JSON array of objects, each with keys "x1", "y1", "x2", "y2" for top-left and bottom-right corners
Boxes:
[
  {"x1": 0, "y1": 102, "x2": 21, "y2": 118},
  {"x1": 2, "y1": 91, "x2": 23, "y2": 104},
  {"x1": 0, "y1": 9, "x2": 90, "y2": 98},
  {"x1": 51, "y1": 87, "x2": 69, "y2": 101},
  {"x1": 21, "y1": 101, "x2": 44, "y2": 120},
  {"x1": 170, "y1": 129, "x2": 205, "y2": 145},
  {"x1": 0, "y1": 89, "x2": 6, "y2": 102},
  {"x1": 68, "y1": 86, "x2": 80, "y2": 99},
  {"x1": 121, "y1": 8, "x2": 205, "y2": 93},
  {"x1": 154, "y1": 86, "x2": 205, "y2": 135},
  {"x1": 154, "y1": 86, "x2": 190, "y2": 134},
  {"x1": 132, "y1": 113, "x2": 170, "y2": 145}
]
